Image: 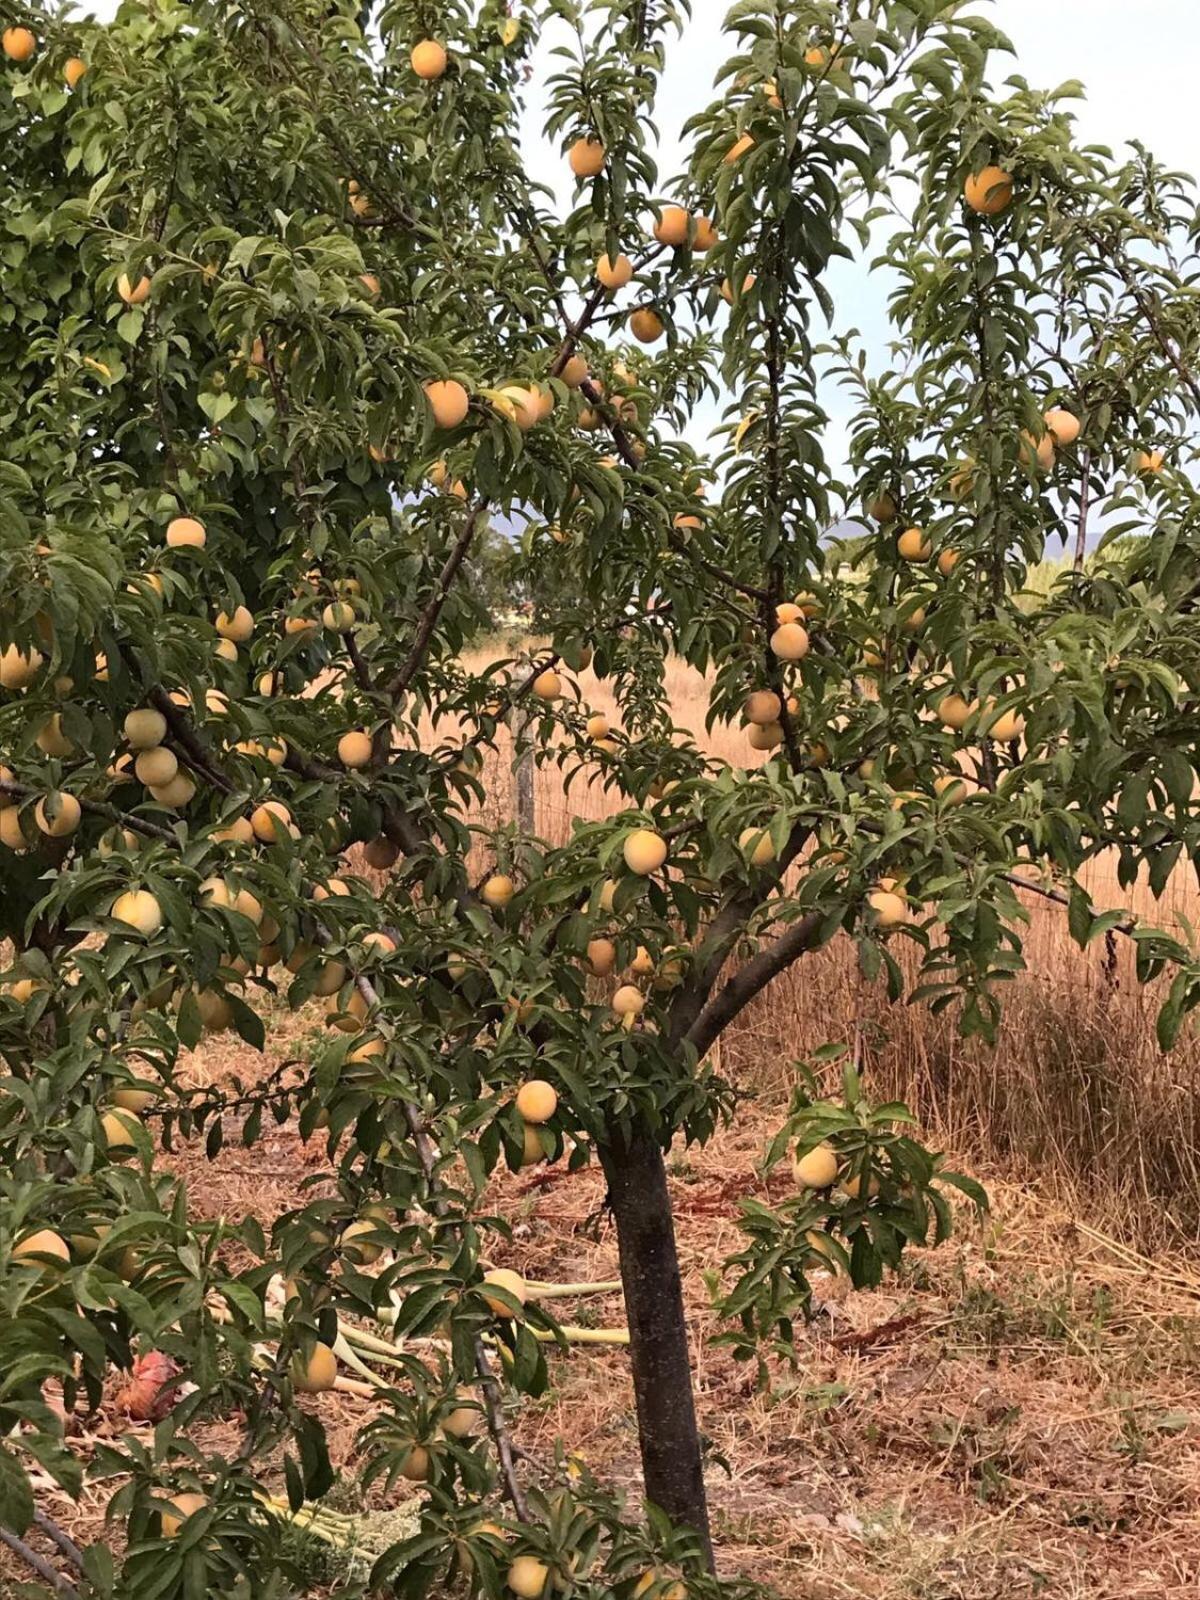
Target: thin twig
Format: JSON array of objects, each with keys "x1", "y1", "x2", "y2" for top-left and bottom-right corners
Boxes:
[{"x1": 0, "y1": 780, "x2": 176, "y2": 843}]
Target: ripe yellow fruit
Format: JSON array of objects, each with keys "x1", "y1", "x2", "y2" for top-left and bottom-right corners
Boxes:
[
  {"x1": 629, "y1": 307, "x2": 664, "y2": 344},
  {"x1": 161, "y1": 1493, "x2": 207, "y2": 1536},
  {"x1": 1135, "y1": 448, "x2": 1164, "y2": 475},
  {"x1": 867, "y1": 490, "x2": 897, "y2": 523},
  {"x1": 937, "y1": 548, "x2": 960, "y2": 577},
  {"x1": 0, "y1": 808, "x2": 29, "y2": 851},
  {"x1": 868, "y1": 889, "x2": 909, "y2": 928},
  {"x1": 291, "y1": 1341, "x2": 338, "y2": 1393},
  {"x1": 934, "y1": 773, "x2": 970, "y2": 805},
  {"x1": 985, "y1": 707, "x2": 1025, "y2": 743},
  {"x1": 586, "y1": 713, "x2": 610, "y2": 740},
  {"x1": 739, "y1": 826, "x2": 775, "y2": 868},
  {"x1": 692, "y1": 215, "x2": 718, "y2": 251},
  {"x1": 359, "y1": 271, "x2": 381, "y2": 296},
  {"x1": 112, "y1": 1084, "x2": 157, "y2": 1113},
  {"x1": 111, "y1": 889, "x2": 163, "y2": 936},
  {"x1": 482, "y1": 1267, "x2": 527, "y2": 1316},
  {"x1": 793, "y1": 1142, "x2": 839, "y2": 1188},
  {"x1": 34, "y1": 714, "x2": 72, "y2": 758},
  {"x1": 497, "y1": 384, "x2": 545, "y2": 429},
  {"x1": 149, "y1": 772, "x2": 195, "y2": 809},
  {"x1": 964, "y1": 164, "x2": 1013, "y2": 215},
  {"x1": 34, "y1": 792, "x2": 81, "y2": 837},
  {"x1": 124, "y1": 707, "x2": 168, "y2": 750},
  {"x1": 843, "y1": 1171, "x2": 880, "y2": 1200},
  {"x1": 251, "y1": 800, "x2": 294, "y2": 842},
  {"x1": 195, "y1": 988, "x2": 234, "y2": 1032},
  {"x1": 134, "y1": 747, "x2": 178, "y2": 787},
  {"x1": 769, "y1": 622, "x2": 810, "y2": 661},
  {"x1": 568, "y1": 137, "x2": 605, "y2": 177},
  {"x1": 724, "y1": 132, "x2": 755, "y2": 163},
  {"x1": 346, "y1": 1035, "x2": 387, "y2": 1066},
  {"x1": 212, "y1": 815, "x2": 255, "y2": 845},
  {"x1": 586, "y1": 937, "x2": 617, "y2": 976},
  {"x1": 507, "y1": 1557, "x2": 550, "y2": 1598},
  {"x1": 0, "y1": 644, "x2": 44, "y2": 688},
  {"x1": 516, "y1": 1079, "x2": 558, "y2": 1124},
  {"x1": 720, "y1": 272, "x2": 756, "y2": 304},
  {"x1": 630, "y1": 945, "x2": 655, "y2": 978},
  {"x1": 611, "y1": 983, "x2": 644, "y2": 1017},
  {"x1": 340, "y1": 1218, "x2": 383, "y2": 1265},
  {"x1": 410, "y1": 39, "x2": 447, "y2": 79},
  {"x1": 479, "y1": 873, "x2": 514, "y2": 910},
  {"x1": 338, "y1": 730, "x2": 373, "y2": 768},
  {"x1": 532, "y1": 669, "x2": 561, "y2": 700},
  {"x1": 2, "y1": 26, "x2": 37, "y2": 61},
  {"x1": 937, "y1": 692, "x2": 974, "y2": 731},
  {"x1": 623, "y1": 828, "x2": 667, "y2": 875},
  {"x1": 634, "y1": 1572, "x2": 686, "y2": 1600},
  {"x1": 166, "y1": 515, "x2": 206, "y2": 549},
  {"x1": 775, "y1": 602, "x2": 803, "y2": 626},
  {"x1": 424, "y1": 378, "x2": 470, "y2": 429},
  {"x1": 101, "y1": 1108, "x2": 140, "y2": 1160},
  {"x1": 215, "y1": 605, "x2": 253, "y2": 642},
  {"x1": 896, "y1": 526, "x2": 931, "y2": 561},
  {"x1": 442, "y1": 1398, "x2": 479, "y2": 1438},
  {"x1": 13, "y1": 1229, "x2": 70, "y2": 1267},
  {"x1": 747, "y1": 721, "x2": 783, "y2": 752},
  {"x1": 596, "y1": 252, "x2": 633, "y2": 289},
  {"x1": 118, "y1": 272, "x2": 152, "y2": 306},
  {"x1": 1019, "y1": 429, "x2": 1055, "y2": 472},
  {"x1": 401, "y1": 1445, "x2": 431, "y2": 1482},
  {"x1": 653, "y1": 206, "x2": 691, "y2": 247},
  {"x1": 1043, "y1": 407, "x2": 1080, "y2": 446}
]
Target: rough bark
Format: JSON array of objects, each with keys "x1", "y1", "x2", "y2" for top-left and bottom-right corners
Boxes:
[{"x1": 599, "y1": 1119, "x2": 714, "y2": 1570}]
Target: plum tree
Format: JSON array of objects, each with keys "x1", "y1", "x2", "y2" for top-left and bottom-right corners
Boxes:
[{"x1": 3, "y1": 0, "x2": 1200, "y2": 1595}]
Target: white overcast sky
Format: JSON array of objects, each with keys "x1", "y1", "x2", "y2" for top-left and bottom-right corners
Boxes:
[{"x1": 81, "y1": 0, "x2": 1198, "y2": 470}]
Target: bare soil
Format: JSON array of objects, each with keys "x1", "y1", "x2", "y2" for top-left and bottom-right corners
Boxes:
[{"x1": 9, "y1": 998, "x2": 1200, "y2": 1598}]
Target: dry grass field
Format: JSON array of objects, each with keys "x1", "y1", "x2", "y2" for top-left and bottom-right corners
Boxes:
[
  {"x1": 8, "y1": 640, "x2": 1200, "y2": 1597},
  {"x1": 441, "y1": 641, "x2": 1200, "y2": 1246}
]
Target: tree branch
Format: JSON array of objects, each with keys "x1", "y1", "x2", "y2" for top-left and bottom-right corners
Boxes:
[
  {"x1": 0, "y1": 780, "x2": 176, "y2": 843},
  {"x1": 0, "y1": 1525, "x2": 79, "y2": 1597},
  {"x1": 385, "y1": 503, "x2": 489, "y2": 699},
  {"x1": 32, "y1": 1512, "x2": 85, "y2": 1573},
  {"x1": 685, "y1": 909, "x2": 825, "y2": 1060}
]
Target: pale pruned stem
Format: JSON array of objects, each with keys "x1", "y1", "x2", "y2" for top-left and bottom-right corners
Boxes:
[{"x1": 1073, "y1": 447, "x2": 1092, "y2": 571}]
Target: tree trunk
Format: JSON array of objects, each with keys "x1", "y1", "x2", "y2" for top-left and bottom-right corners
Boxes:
[{"x1": 600, "y1": 1120, "x2": 714, "y2": 1570}]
